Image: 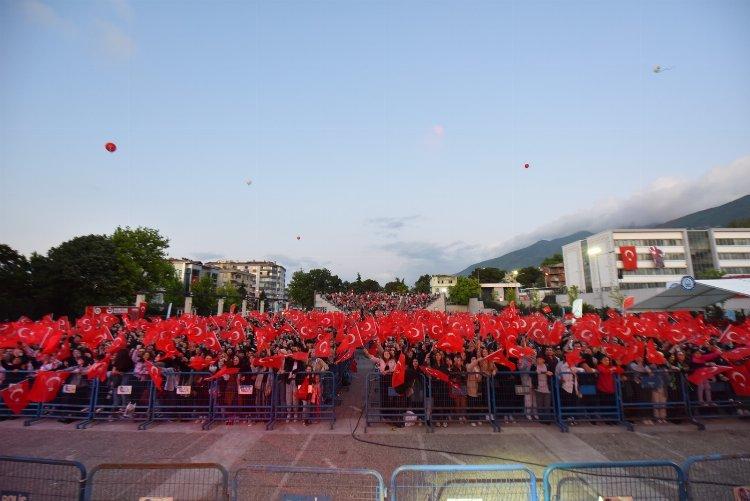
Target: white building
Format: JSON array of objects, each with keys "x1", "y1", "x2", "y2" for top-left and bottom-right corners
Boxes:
[
  {"x1": 430, "y1": 275, "x2": 457, "y2": 297},
  {"x1": 208, "y1": 260, "x2": 287, "y2": 311},
  {"x1": 561, "y1": 228, "x2": 750, "y2": 307},
  {"x1": 169, "y1": 258, "x2": 219, "y2": 293}
]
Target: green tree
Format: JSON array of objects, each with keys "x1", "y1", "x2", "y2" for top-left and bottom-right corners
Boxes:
[
  {"x1": 0, "y1": 244, "x2": 32, "y2": 321},
  {"x1": 384, "y1": 278, "x2": 409, "y2": 294},
  {"x1": 516, "y1": 266, "x2": 544, "y2": 288},
  {"x1": 505, "y1": 288, "x2": 517, "y2": 304},
  {"x1": 191, "y1": 275, "x2": 217, "y2": 315},
  {"x1": 31, "y1": 235, "x2": 123, "y2": 317},
  {"x1": 216, "y1": 282, "x2": 242, "y2": 310},
  {"x1": 359, "y1": 279, "x2": 382, "y2": 293},
  {"x1": 608, "y1": 287, "x2": 625, "y2": 309},
  {"x1": 728, "y1": 218, "x2": 750, "y2": 228},
  {"x1": 567, "y1": 285, "x2": 580, "y2": 305},
  {"x1": 412, "y1": 274, "x2": 431, "y2": 293},
  {"x1": 447, "y1": 276, "x2": 481, "y2": 305},
  {"x1": 697, "y1": 269, "x2": 726, "y2": 279},
  {"x1": 540, "y1": 253, "x2": 563, "y2": 266},
  {"x1": 288, "y1": 268, "x2": 344, "y2": 309},
  {"x1": 162, "y1": 273, "x2": 186, "y2": 311},
  {"x1": 111, "y1": 226, "x2": 173, "y2": 298},
  {"x1": 469, "y1": 267, "x2": 506, "y2": 283}
]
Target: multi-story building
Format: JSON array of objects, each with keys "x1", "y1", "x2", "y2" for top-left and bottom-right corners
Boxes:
[
  {"x1": 430, "y1": 275, "x2": 457, "y2": 297},
  {"x1": 208, "y1": 260, "x2": 287, "y2": 311},
  {"x1": 169, "y1": 258, "x2": 219, "y2": 294},
  {"x1": 561, "y1": 227, "x2": 750, "y2": 307},
  {"x1": 215, "y1": 268, "x2": 255, "y2": 293},
  {"x1": 541, "y1": 263, "x2": 566, "y2": 289}
]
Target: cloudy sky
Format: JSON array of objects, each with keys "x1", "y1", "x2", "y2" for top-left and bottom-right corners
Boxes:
[{"x1": 2, "y1": 0, "x2": 749, "y2": 285}]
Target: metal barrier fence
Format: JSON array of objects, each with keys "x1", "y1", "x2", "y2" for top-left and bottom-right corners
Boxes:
[
  {"x1": 554, "y1": 372, "x2": 628, "y2": 431},
  {"x1": 86, "y1": 374, "x2": 154, "y2": 429},
  {"x1": 390, "y1": 464, "x2": 539, "y2": 501},
  {"x1": 686, "y1": 375, "x2": 747, "y2": 423},
  {"x1": 215, "y1": 370, "x2": 275, "y2": 429},
  {"x1": 0, "y1": 455, "x2": 86, "y2": 501},
  {"x1": 492, "y1": 371, "x2": 556, "y2": 426},
  {"x1": 620, "y1": 370, "x2": 696, "y2": 427},
  {"x1": 85, "y1": 463, "x2": 230, "y2": 501},
  {"x1": 543, "y1": 460, "x2": 686, "y2": 501},
  {"x1": 683, "y1": 453, "x2": 750, "y2": 501},
  {"x1": 428, "y1": 371, "x2": 496, "y2": 430},
  {"x1": 234, "y1": 465, "x2": 385, "y2": 501},
  {"x1": 365, "y1": 372, "x2": 428, "y2": 430},
  {"x1": 272, "y1": 370, "x2": 336, "y2": 430},
  {"x1": 144, "y1": 371, "x2": 215, "y2": 430}
]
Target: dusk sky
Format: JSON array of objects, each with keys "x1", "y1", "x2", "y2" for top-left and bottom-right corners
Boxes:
[{"x1": 2, "y1": 0, "x2": 749, "y2": 284}]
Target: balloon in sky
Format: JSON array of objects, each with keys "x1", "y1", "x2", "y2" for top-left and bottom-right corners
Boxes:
[
  {"x1": 653, "y1": 65, "x2": 672, "y2": 74},
  {"x1": 296, "y1": 236, "x2": 301, "y2": 240},
  {"x1": 524, "y1": 163, "x2": 529, "y2": 169},
  {"x1": 245, "y1": 179, "x2": 253, "y2": 186},
  {"x1": 105, "y1": 142, "x2": 117, "y2": 153}
]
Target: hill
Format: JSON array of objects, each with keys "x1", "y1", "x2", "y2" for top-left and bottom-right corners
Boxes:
[
  {"x1": 652, "y1": 194, "x2": 750, "y2": 228},
  {"x1": 456, "y1": 231, "x2": 592, "y2": 276},
  {"x1": 456, "y1": 194, "x2": 750, "y2": 276}
]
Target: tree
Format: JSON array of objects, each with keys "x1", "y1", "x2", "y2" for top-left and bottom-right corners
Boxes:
[
  {"x1": 697, "y1": 269, "x2": 726, "y2": 279},
  {"x1": 111, "y1": 226, "x2": 173, "y2": 299},
  {"x1": 191, "y1": 275, "x2": 217, "y2": 315},
  {"x1": 728, "y1": 218, "x2": 750, "y2": 228},
  {"x1": 505, "y1": 288, "x2": 517, "y2": 304},
  {"x1": 447, "y1": 276, "x2": 481, "y2": 305},
  {"x1": 516, "y1": 266, "x2": 544, "y2": 288},
  {"x1": 540, "y1": 253, "x2": 563, "y2": 266},
  {"x1": 608, "y1": 287, "x2": 625, "y2": 309},
  {"x1": 288, "y1": 268, "x2": 344, "y2": 309},
  {"x1": 384, "y1": 278, "x2": 409, "y2": 294},
  {"x1": 30, "y1": 235, "x2": 123, "y2": 317},
  {"x1": 162, "y1": 273, "x2": 186, "y2": 312},
  {"x1": 216, "y1": 282, "x2": 242, "y2": 310},
  {"x1": 530, "y1": 289, "x2": 544, "y2": 309},
  {"x1": 567, "y1": 285, "x2": 580, "y2": 305},
  {"x1": 0, "y1": 244, "x2": 32, "y2": 321},
  {"x1": 469, "y1": 267, "x2": 506, "y2": 283},
  {"x1": 412, "y1": 274, "x2": 431, "y2": 293},
  {"x1": 359, "y1": 279, "x2": 382, "y2": 293}
]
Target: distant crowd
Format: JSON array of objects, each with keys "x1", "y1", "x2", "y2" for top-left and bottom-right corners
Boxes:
[{"x1": 324, "y1": 291, "x2": 438, "y2": 313}]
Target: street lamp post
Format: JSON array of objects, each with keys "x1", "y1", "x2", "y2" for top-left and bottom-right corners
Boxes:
[{"x1": 587, "y1": 247, "x2": 605, "y2": 308}]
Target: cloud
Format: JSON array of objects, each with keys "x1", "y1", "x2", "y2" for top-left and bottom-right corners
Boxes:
[
  {"x1": 265, "y1": 254, "x2": 332, "y2": 271},
  {"x1": 189, "y1": 251, "x2": 225, "y2": 262},
  {"x1": 366, "y1": 215, "x2": 421, "y2": 237},
  {"x1": 20, "y1": 0, "x2": 76, "y2": 35},
  {"x1": 94, "y1": 19, "x2": 135, "y2": 59},
  {"x1": 381, "y1": 240, "x2": 486, "y2": 279}
]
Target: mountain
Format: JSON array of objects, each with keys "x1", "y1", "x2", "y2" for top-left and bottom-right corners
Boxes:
[
  {"x1": 456, "y1": 194, "x2": 750, "y2": 276},
  {"x1": 456, "y1": 231, "x2": 593, "y2": 276},
  {"x1": 652, "y1": 194, "x2": 750, "y2": 229}
]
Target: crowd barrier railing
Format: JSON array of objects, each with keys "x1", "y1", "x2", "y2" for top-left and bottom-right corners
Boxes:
[
  {"x1": 234, "y1": 464, "x2": 385, "y2": 501},
  {"x1": 620, "y1": 370, "x2": 702, "y2": 429},
  {"x1": 214, "y1": 370, "x2": 275, "y2": 430},
  {"x1": 492, "y1": 370, "x2": 556, "y2": 428},
  {"x1": 143, "y1": 371, "x2": 215, "y2": 430},
  {"x1": 0, "y1": 455, "x2": 87, "y2": 501},
  {"x1": 427, "y1": 371, "x2": 497, "y2": 431},
  {"x1": 682, "y1": 453, "x2": 750, "y2": 500},
  {"x1": 685, "y1": 373, "x2": 748, "y2": 424},
  {"x1": 88, "y1": 373, "x2": 155, "y2": 429},
  {"x1": 390, "y1": 464, "x2": 539, "y2": 501},
  {"x1": 0, "y1": 370, "x2": 41, "y2": 420},
  {"x1": 271, "y1": 370, "x2": 336, "y2": 430},
  {"x1": 543, "y1": 460, "x2": 686, "y2": 501},
  {"x1": 554, "y1": 372, "x2": 629, "y2": 431},
  {"x1": 84, "y1": 462, "x2": 230, "y2": 501},
  {"x1": 365, "y1": 372, "x2": 429, "y2": 431}
]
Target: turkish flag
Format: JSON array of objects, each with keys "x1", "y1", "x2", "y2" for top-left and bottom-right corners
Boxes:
[
  {"x1": 206, "y1": 366, "x2": 239, "y2": 381},
  {"x1": 86, "y1": 357, "x2": 111, "y2": 382},
  {"x1": 436, "y1": 331, "x2": 463, "y2": 353},
  {"x1": 221, "y1": 328, "x2": 246, "y2": 346},
  {"x1": 202, "y1": 332, "x2": 222, "y2": 353},
  {"x1": 646, "y1": 340, "x2": 667, "y2": 365},
  {"x1": 687, "y1": 366, "x2": 733, "y2": 385},
  {"x1": 28, "y1": 370, "x2": 70, "y2": 403},
  {"x1": 254, "y1": 354, "x2": 285, "y2": 371},
  {"x1": 392, "y1": 353, "x2": 406, "y2": 388},
  {"x1": 189, "y1": 356, "x2": 211, "y2": 371},
  {"x1": 722, "y1": 346, "x2": 750, "y2": 363},
  {"x1": 506, "y1": 344, "x2": 536, "y2": 360},
  {"x1": 565, "y1": 349, "x2": 583, "y2": 368},
  {"x1": 623, "y1": 296, "x2": 635, "y2": 310},
  {"x1": 314, "y1": 337, "x2": 332, "y2": 358},
  {"x1": 106, "y1": 332, "x2": 128, "y2": 355},
  {"x1": 289, "y1": 351, "x2": 309, "y2": 362},
  {"x1": 485, "y1": 349, "x2": 517, "y2": 371},
  {"x1": 145, "y1": 362, "x2": 163, "y2": 390},
  {"x1": 295, "y1": 376, "x2": 311, "y2": 401},
  {"x1": 620, "y1": 246, "x2": 638, "y2": 270},
  {"x1": 419, "y1": 366, "x2": 460, "y2": 390},
  {"x1": 403, "y1": 321, "x2": 425, "y2": 344},
  {"x1": 1, "y1": 380, "x2": 31, "y2": 414},
  {"x1": 727, "y1": 366, "x2": 750, "y2": 396}
]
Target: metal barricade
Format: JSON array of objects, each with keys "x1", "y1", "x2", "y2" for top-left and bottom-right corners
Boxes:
[
  {"x1": 25, "y1": 372, "x2": 95, "y2": 428},
  {"x1": 272, "y1": 371, "x2": 336, "y2": 429},
  {"x1": 390, "y1": 464, "x2": 538, "y2": 501},
  {"x1": 492, "y1": 371, "x2": 556, "y2": 427},
  {"x1": 543, "y1": 461, "x2": 686, "y2": 501},
  {"x1": 686, "y1": 374, "x2": 747, "y2": 424},
  {"x1": 428, "y1": 371, "x2": 497, "y2": 431},
  {"x1": 365, "y1": 371, "x2": 428, "y2": 431},
  {"x1": 234, "y1": 464, "x2": 385, "y2": 501},
  {"x1": 683, "y1": 453, "x2": 750, "y2": 500},
  {"x1": 214, "y1": 370, "x2": 275, "y2": 429},
  {"x1": 144, "y1": 371, "x2": 215, "y2": 430},
  {"x1": 85, "y1": 462, "x2": 230, "y2": 501},
  {"x1": 0, "y1": 455, "x2": 86, "y2": 501},
  {"x1": 554, "y1": 371, "x2": 628, "y2": 431},
  {"x1": 0, "y1": 371, "x2": 40, "y2": 420},
  {"x1": 84, "y1": 373, "x2": 153, "y2": 428},
  {"x1": 620, "y1": 370, "x2": 698, "y2": 428}
]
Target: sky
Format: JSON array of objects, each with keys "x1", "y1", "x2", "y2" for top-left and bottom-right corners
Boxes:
[{"x1": 1, "y1": 0, "x2": 749, "y2": 285}]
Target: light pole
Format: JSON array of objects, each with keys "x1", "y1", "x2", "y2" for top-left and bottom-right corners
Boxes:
[{"x1": 587, "y1": 247, "x2": 605, "y2": 308}]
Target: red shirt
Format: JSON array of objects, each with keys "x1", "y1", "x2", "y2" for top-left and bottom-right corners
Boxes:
[{"x1": 596, "y1": 364, "x2": 622, "y2": 394}]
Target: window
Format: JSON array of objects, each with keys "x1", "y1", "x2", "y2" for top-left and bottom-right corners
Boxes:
[
  {"x1": 618, "y1": 252, "x2": 684, "y2": 261},
  {"x1": 718, "y1": 253, "x2": 750, "y2": 260},
  {"x1": 620, "y1": 282, "x2": 667, "y2": 290},
  {"x1": 716, "y1": 238, "x2": 750, "y2": 245},
  {"x1": 721, "y1": 267, "x2": 750, "y2": 274},
  {"x1": 622, "y1": 268, "x2": 687, "y2": 276},
  {"x1": 615, "y1": 238, "x2": 682, "y2": 246}
]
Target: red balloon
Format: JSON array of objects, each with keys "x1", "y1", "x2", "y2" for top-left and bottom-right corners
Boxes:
[
  {"x1": 524, "y1": 163, "x2": 529, "y2": 169},
  {"x1": 296, "y1": 236, "x2": 301, "y2": 240},
  {"x1": 105, "y1": 142, "x2": 117, "y2": 153}
]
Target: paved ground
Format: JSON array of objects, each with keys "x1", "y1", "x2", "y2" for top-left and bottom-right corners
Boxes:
[{"x1": 2, "y1": 353, "x2": 749, "y2": 496}]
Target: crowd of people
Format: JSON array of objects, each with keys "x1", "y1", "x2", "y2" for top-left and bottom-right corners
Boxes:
[
  {"x1": 324, "y1": 291, "x2": 438, "y2": 313},
  {"x1": 1, "y1": 300, "x2": 749, "y2": 429}
]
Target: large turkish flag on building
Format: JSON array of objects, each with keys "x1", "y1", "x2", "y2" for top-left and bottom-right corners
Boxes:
[{"x1": 619, "y1": 246, "x2": 638, "y2": 270}]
